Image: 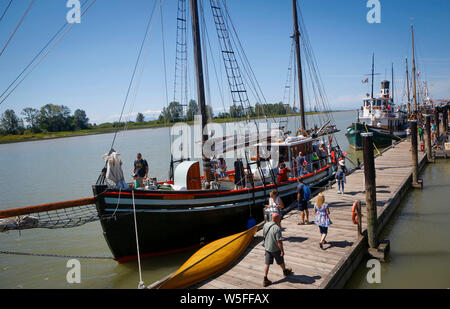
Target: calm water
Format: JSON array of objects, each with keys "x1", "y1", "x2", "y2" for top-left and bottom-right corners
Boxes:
[
  {"x1": 345, "y1": 159, "x2": 450, "y2": 289},
  {"x1": 0, "y1": 111, "x2": 377, "y2": 289}
]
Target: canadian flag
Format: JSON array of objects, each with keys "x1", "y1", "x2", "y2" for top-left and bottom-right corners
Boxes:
[{"x1": 417, "y1": 70, "x2": 421, "y2": 77}]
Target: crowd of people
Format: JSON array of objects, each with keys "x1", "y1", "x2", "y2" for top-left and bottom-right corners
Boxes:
[
  {"x1": 262, "y1": 177, "x2": 333, "y2": 287},
  {"x1": 262, "y1": 148, "x2": 347, "y2": 287}
]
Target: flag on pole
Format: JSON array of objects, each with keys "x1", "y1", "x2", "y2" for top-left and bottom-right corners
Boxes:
[
  {"x1": 362, "y1": 78, "x2": 369, "y2": 84},
  {"x1": 417, "y1": 70, "x2": 421, "y2": 77}
]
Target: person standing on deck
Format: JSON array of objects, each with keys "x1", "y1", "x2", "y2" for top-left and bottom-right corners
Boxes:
[
  {"x1": 218, "y1": 157, "x2": 227, "y2": 178},
  {"x1": 234, "y1": 159, "x2": 245, "y2": 189},
  {"x1": 133, "y1": 153, "x2": 149, "y2": 188},
  {"x1": 296, "y1": 151, "x2": 306, "y2": 176},
  {"x1": 297, "y1": 178, "x2": 311, "y2": 225},
  {"x1": 314, "y1": 193, "x2": 331, "y2": 250},
  {"x1": 418, "y1": 126, "x2": 424, "y2": 142},
  {"x1": 336, "y1": 159, "x2": 347, "y2": 194},
  {"x1": 266, "y1": 190, "x2": 285, "y2": 228},
  {"x1": 262, "y1": 213, "x2": 292, "y2": 287},
  {"x1": 277, "y1": 163, "x2": 291, "y2": 183}
]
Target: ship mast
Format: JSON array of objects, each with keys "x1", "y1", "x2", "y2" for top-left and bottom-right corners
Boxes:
[
  {"x1": 406, "y1": 57, "x2": 411, "y2": 117},
  {"x1": 371, "y1": 53, "x2": 375, "y2": 99},
  {"x1": 292, "y1": 0, "x2": 306, "y2": 131},
  {"x1": 189, "y1": 0, "x2": 208, "y2": 157},
  {"x1": 391, "y1": 63, "x2": 394, "y2": 102},
  {"x1": 411, "y1": 24, "x2": 418, "y2": 116}
]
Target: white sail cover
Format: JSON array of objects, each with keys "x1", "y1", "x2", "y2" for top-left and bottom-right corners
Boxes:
[{"x1": 102, "y1": 150, "x2": 125, "y2": 185}]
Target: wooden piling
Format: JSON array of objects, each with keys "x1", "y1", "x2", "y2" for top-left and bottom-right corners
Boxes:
[
  {"x1": 424, "y1": 115, "x2": 433, "y2": 163},
  {"x1": 443, "y1": 106, "x2": 448, "y2": 133},
  {"x1": 356, "y1": 200, "x2": 362, "y2": 237},
  {"x1": 434, "y1": 108, "x2": 440, "y2": 139},
  {"x1": 361, "y1": 132, "x2": 377, "y2": 249},
  {"x1": 410, "y1": 120, "x2": 422, "y2": 188}
]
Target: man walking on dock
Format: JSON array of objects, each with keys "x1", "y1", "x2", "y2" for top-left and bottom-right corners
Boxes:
[
  {"x1": 297, "y1": 178, "x2": 311, "y2": 224},
  {"x1": 262, "y1": 213, "x2": 292, "y2": 287}
]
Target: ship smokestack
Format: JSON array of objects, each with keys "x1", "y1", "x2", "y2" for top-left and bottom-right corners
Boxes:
[{"x1": 381, "y1": 80, "x2": 390, "y2": 98}]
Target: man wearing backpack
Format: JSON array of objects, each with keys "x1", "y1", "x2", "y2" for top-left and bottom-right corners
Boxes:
[{"x1": 297, "y1": 178, "x2": 311, "y2": 225}]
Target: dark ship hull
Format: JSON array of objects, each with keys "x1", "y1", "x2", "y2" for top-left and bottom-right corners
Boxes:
[{"x1": 93, "y1": 165, "x2": 334, "y2": 263}]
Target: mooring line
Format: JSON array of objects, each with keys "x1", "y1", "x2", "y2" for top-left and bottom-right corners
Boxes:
[{"x1": 0, "y1": 250, "x2": 113, "y2": 260}]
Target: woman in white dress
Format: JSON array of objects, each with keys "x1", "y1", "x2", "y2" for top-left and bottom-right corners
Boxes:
[{"x1": 266, "y1": 190, "x2": 285, "y2": 228}]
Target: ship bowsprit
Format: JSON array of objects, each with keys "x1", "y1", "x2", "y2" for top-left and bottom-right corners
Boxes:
[{"x1": 0, "y1": 198, "x2": 100, "y2": 232}]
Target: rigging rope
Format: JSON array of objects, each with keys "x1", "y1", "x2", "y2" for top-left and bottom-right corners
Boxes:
[
  {"x1": 0, "y1": 0, "x2": 96, "y2": 106},
  {"x1": 0, "y1": 0, "x2": 34, "y2": 57},
  {"x1": 0, "y1": 0, "x2": 13, "y2": 25},
  {"x1": 110, "y1": 0, "x2": 158, "y2": 151},
  {"x1": 0, "y1": 250, "x2": 113, "y2": 260},
  {"x1": 132, "y1": 190, "x2": 145, "y2": 289}
]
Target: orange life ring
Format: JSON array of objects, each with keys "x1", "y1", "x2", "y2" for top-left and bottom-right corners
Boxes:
[{"x1": 351, "y1": 201, "x2": 359, "y2": 225}]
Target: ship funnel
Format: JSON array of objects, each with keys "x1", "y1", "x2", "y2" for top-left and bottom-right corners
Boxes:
[{"x1": 381, "y1": 80, "x2": 390, "y2": 98}]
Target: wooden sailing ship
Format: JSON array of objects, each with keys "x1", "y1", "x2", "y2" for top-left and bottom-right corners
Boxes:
[
  {"x1": 0, "y1": 0, "x2": 343, "y2": 263},
  {"x1": 92, "y1": 0, "x2": 342, "y2": 262}
]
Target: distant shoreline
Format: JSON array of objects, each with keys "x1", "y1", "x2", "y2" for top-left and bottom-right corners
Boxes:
[{"x1": 0, "y1": 110, "x2": 350, "y2": 145}]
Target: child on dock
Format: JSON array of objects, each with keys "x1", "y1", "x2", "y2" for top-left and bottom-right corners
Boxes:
[
  {"x1": 336, "y1": 159, "x2": 347, "y2": 194},
  {"x1": 314, "y1": 193, "x2": 331, "y2": 250}
]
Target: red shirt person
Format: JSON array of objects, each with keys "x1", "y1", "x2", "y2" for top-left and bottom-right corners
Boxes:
[{"x1": 277, "y1": 163, "x2": 291, "y2": 183}]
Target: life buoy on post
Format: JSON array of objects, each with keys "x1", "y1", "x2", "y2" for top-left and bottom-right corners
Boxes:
[{"x1": 351, "y1": 201, "x2": 359, "y2": 225}]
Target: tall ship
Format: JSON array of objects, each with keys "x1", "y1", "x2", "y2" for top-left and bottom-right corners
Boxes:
[
  {"x1": 0, "y1": 0, "x2": 342, "y2": 263},
  {"x1": 92, "y1": 0, "x2": 342, "y2": 262},
  {"x1": 346, "y1": 56, "x2": 407, "y2": 150}
]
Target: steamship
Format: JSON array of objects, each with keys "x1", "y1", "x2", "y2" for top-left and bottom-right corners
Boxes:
[{"x1": 346, "y1": 79, "x2": 408, "y2": 150}]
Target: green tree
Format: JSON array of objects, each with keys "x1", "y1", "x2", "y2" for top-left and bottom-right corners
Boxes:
[
  {"x1": 159, "y1": 101, "x2": 183, "y2": 123},
  {"x1": 73, "y1": 109, "x2": 89, "y2": 130},
  {"x1": 21, "y1": 107, "x2": 41, "y2": 133},
  {"x1": 229, "y1": 104, "x2": 245, "y2": 118},
  {"x1": 136, "y1": 112, "x2": 145, "y2": 123},
  {"x1": 186, "y1": 100, "x2": 198, "y2": 121},
  {"x1": 38, "y1": 104, "x2": 73, "y2": 132},
  {"x1": 0, "y1": 109, "x2": 23, "y2": 135}
]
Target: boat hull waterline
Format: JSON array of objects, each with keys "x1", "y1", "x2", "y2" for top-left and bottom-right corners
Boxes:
[
  {"x1": 345, "y1": 123, "x2": 402, "y2": 150},
  {"x1": 93, "y1": 165, "x2": 334, "y2": 262}
]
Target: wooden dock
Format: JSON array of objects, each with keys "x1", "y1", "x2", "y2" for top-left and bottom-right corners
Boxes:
[{"x1": 195, "y1": 139, "x2": 427, "y2": 289}]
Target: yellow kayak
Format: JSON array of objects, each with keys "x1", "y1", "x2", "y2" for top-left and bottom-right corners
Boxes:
[{"x1": 157, "y1": 225, "x2": 259, "y2": 289}]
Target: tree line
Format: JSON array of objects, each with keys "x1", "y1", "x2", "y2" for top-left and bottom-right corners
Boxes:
[
  {"x1": 0, "y1": 100, "x2": 301, "y2": 136},
  {"x1": 155, "y1": 100, "x2": 297, "y2": 123},
  {"x1": 0, "y1": 104, "x2": 90, "y2": 135}
]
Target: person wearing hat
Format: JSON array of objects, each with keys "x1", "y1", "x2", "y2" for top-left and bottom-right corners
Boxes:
[
  {"x1": 336, "y1": 159, "x2": 347, "y2": 194},
  {"x1": 262, "y1": 212, "x2": 292, "y2": 287}
]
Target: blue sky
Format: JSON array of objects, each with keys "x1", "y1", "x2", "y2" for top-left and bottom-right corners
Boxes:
[{"x1": 0, "y1": 0, "x2": 449, "y2": 124}]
